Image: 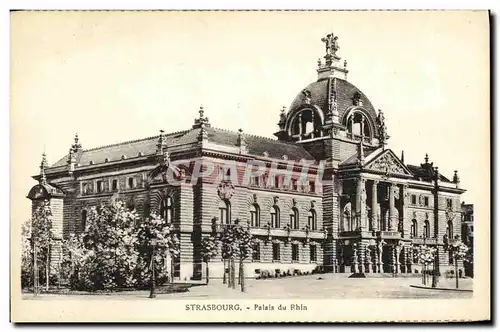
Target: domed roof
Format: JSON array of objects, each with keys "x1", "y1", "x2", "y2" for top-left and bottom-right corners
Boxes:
[{"x1": 288, "y1": 77, "x2": 378, "y2": 125}]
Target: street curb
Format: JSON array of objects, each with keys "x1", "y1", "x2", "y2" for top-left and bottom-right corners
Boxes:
[{"x1": 409, "y1": 285, "x2": 473, "y2": 292}]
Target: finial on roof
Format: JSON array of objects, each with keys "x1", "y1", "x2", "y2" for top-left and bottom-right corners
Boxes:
[
  {"x1": 453, "y1": 170, "x2": 460, "y2": 184},
  {"x1": 401, "y1": 150, "x2": 405, "y2": 164},
  {"x1": 193, "y1": 104, "x2": 211, "y2": 129},
  {"x1": 72, "y1": 133, "x2": 82, "y2": 151},
  {"x1": 317, "y1": 58, "x2": 322, "y2": 68},
  {"x1": 39, "y1": 152, "x2": 48, "y2": 185},
  {"x1": 425, "y1": 153, "x2": 429, "y2": 164},
  {"x1": 156, "y1": 129, "x2": 167, "y2": 154}
]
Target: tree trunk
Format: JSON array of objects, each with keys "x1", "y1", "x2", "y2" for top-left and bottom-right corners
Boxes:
[
  {"x1": 455, "y1": 257, "x2": 459, "y2": 289},
  {"x1": 240, "y1": 258, "x2": 245, "y2": 292},
  {"x1": 223, "y1": 259, "x2": 227, "y2": 285},
  {"x1": 422, "y1": 263, "x2": 426, "y2": 285},
  {"x1": 231, "y1": 258, "x2": 236, "y2": 289},
  {"x1": 228, "y1": 258, "x2": 232, "y2": 288},
  {"x1": 33, "y1": 241, "x2": 39, "y2": 296},
  {"x1": 45, "y1": 242, "x2": 50, "y2": 291},
  {"x1": 205, "y1": 259, "x2": 210, "y2": 284}
]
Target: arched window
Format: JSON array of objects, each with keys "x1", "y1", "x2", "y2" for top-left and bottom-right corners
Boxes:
[
  {"x1": 346, "y1": 111, "x2": 372, "y2": 140},
  {"x1": 447, "y1": 221, "x2": 453, "y2": 239},
  {"x1": 160, "y1": 196, "x2": 174, "y2": 223},
  {"x1": 270, "y1": 205, "x2": 280, "y2": 228},
  {"x1": 81, "y1": 210, "x2": 87, "y2": 232},
  {"x1": 219, "y1": 200, "x2": 231, "y2": 224},
  {"x1": 423, "y1": 220, "x2": 430, "y2": 238},
  {"x1": 290, "y1": 109, "x2": 323, "y2": 141},
  {"x1": 250, "y1": 204, "x2": 260, "y2": 227},
  {"x1": 308, "y1": 209, "x2": 317, "y2": 230},
  {"x1": 290, "y1": 208, "x2": 299, "y2": 230},
  {"x1": 411, "y1": 219, "x2": 417, "y2": 238}
]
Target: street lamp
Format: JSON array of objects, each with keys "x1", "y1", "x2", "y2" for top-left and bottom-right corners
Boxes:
[{"x1": 149, "y1": 238, "x2": 157, "y2": 299}]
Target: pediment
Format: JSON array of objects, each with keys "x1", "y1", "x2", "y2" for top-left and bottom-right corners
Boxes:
[{"x1": 364, "y1": 149, "x2": 412, "y2": 177}]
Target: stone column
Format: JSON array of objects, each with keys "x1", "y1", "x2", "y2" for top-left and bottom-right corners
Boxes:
[
  {"x1": 395, "y1": 244, "x2": 402, "y2": 274},
  {"x1": 352, "y1": 245, "x2": 359, "y2": 273},
  {"x1": 366, "y1": 247, "x2": 373, "y2": 273},
  {"x1": 371, "y1": 180, "x2": 379, "y2": 231},
  {"x1": 311, "y1": 111, "x2": 315, "y2": 138},
  {"x1": 377, "y1": 241, "x2": 383, "y2": 273},
  {"x1": 402, "y1": 185, "x2": 409, "y2": 238},
  {"x1": 298, "y1": 113, "x2": 303, "y2": 138},
  {"x1": 356, "y1": 178, "x2": 367, "y2": 231},
  {"x1": 391, "y1": 246, "x2": 396, "y2": 273},
  {"x1": 388, "y1": 183, "x2": 396, "y2": 231}
]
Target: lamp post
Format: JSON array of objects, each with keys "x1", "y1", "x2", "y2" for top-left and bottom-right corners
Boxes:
[{"x1": 149, "y1": 238, "x2": 157, "y2": 299}]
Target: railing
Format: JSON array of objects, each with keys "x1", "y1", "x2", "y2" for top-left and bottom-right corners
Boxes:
[
  {"x1": 249, "y1": 227, "x2": 326, "y2": 239},
  {"x1": 411, "y1": 237, "x2": 438, "y2": 245},
  {"x1": 376, "y1": 231, "x2": 402, "y2": 239},
  {"x1": 338, "y1": 230, "x2": 361, "y2": 238}
]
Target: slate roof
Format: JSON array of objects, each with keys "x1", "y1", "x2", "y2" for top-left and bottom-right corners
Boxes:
[
  {"x1": 407, "y1": 164, "x2": 451, "y2": 182},
  {"x1": 47, "y1": 127, "x2": 315, "y2": 171}
]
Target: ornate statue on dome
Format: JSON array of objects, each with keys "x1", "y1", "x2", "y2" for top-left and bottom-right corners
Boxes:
[
  {"x1": 377, "y1": 109, "x2": 388, "y2": 145},
  {"x1": 278, "y1": 106, "x2": 287, "y2": 130},
  {"x1": 321, "y1": 33, "x2": 340, "y2": 58}
]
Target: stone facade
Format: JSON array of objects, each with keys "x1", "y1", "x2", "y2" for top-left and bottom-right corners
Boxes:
[{"x1": 27, "y1": 33, "x2": 467, "y2": 281}]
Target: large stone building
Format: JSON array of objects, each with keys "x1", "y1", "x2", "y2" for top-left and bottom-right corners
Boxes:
[{"x1": 27, "y1": 33, "x2": 466, "y2": 281}]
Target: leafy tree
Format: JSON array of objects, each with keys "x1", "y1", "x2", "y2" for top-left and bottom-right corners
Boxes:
[
  {"x1": 417, "y1": 245, "x2": 436, "y2": 286},
  {"x1": 31, "y1": 200, "x2": 53, "y2": 291},
  {"x1": 200, "y1": 236, "x2": 218, "y2": 284},
  {"x1": 136, "y1": 212, "x2": 180, "y2": 289},
  {"x1": 21, "y1": 220, "x2": 33, "y2": 289},
  {"x1": 220, "y1": 220, "x2": 253, "y2": 292},
  {"x1": 75, "y1": 200, "x2": 140, "y2": 291},
  {"x1": 447, "y1": 240, "x2": 468, "y2": 289}
]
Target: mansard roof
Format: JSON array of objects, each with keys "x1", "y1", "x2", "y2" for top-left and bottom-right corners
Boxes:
[{"x1": 46, "y1": 127, "x2": 315, "y2": 172}]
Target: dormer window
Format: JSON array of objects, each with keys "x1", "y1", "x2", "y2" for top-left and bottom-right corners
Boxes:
[
  {"x1": 289, "y1": 109, "x2": 323, "y2": 141},
  {"x1": 346, "y1": 111, "x2": 372, "y2": 141}
]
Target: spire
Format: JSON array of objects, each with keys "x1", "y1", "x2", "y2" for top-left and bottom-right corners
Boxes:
[
  {"x1": 453, "y1": 170, "x2": 460, "y2": 184},
  {"x1": 424, "y1": 153, "x2": 429, "y2": 164},
  {"x1": 401, "y1": 150, "x2": 405, "y2": 164},
  {"x1": 39, "y1": 152, "x2": 48, "y2": 185},
  {"x1": 192, "y1": 104, "x2": 211, "y2": 129},
  {"x1": 72, "y1": 133, "x2": 82, "y2": 152},
  {"x1": 317, "y1": 33, "x2": 349, "y2": 80}
]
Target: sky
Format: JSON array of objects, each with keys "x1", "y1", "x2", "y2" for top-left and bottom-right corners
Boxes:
[{"x1": 10, "y1": 11, "x2": 489, "y2": 226}]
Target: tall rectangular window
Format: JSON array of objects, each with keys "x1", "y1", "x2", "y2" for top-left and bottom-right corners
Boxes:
[
  {"x1": 112, "y1": 179, "x2": 118, "y2": 191},
  {"x1": 274, "y1": 175, "x2": 281, "y2": 188},
  {"x1": 411, "y1": 195, "x2": 417, "y2": 205},
  {"x1": 423, "y1": 196, "x2": 429, "y2": 206},
  {"x1": 291, "y1": 178, "x2": 298, "y2": 191},
  {"x1": 252, "y1": 243, "x2": 261, "y2": 261},
  {"x1": 272, "y1": 243, "x2": 280, "y2": 261},
  {"x1": 292, "y1": 243, "x2": 299, "y2": 262},
  {"x1": 309, "y1": 244, "x2": 317, "y2": 262},
  {"x1": 128, "y1": 177, "x2": 135, "y2": 189},
  {"x1": 96, "y1": 180, "x2": 104, "y2": 193}
]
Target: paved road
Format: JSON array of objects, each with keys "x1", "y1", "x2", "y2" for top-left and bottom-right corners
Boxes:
[{"x1": 23, "y1": 275, "x2": 473, "y2": 300}]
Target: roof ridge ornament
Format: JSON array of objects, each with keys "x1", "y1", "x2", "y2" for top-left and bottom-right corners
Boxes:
[
  {"x1": 39, "y1": 152, "x2": 48, "y2": 185},
  {"x1": 377, "y1": 109, "x2": 389, "y2": 149},
  {"x1": 193, "y1": 104, "x2": 211, "y2": 129},
  {"x1": 72, "y1": 133, "x2": 82, "y2": 152}
]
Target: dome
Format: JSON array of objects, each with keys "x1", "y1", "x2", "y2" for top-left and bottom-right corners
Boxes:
[{"x1": 288, "y1": 77, "x2": 378, "y2": 124}]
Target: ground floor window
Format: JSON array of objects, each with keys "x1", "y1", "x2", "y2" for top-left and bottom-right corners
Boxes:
[
  {"x1": 310, "y1": 244, "x2": 317, "y2": 262},
  {"x1": 292, "y1": 243, "x2": 299, "y2": 262},
  {"x1": 252, "y1": 243, "x2": 261, "y2": 261},
  {"x1": 272, "y1": 243, "x2": 280, "y2": 261}
]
